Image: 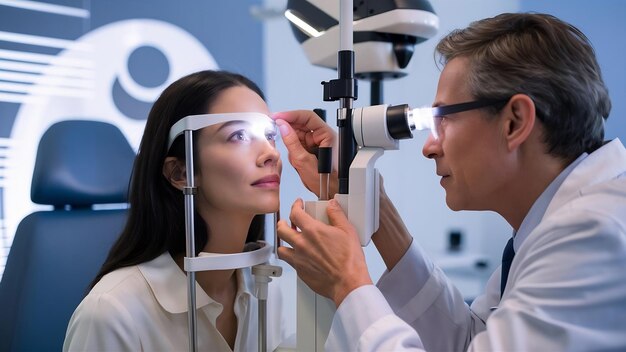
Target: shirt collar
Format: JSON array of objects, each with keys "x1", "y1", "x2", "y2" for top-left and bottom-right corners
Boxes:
[
  {"x1": 513, "y1": 152, "x2": 588, "y2": 251},
  {"x1": 138, "y1": 252, "x2": 254, "y2": 314},
  {"x1": 544, "y1": 138, "x2": 626, "y2": 216}
]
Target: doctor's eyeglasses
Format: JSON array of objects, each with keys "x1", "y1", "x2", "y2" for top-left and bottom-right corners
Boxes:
[{"x1": 411, "y1": 97, "x2": 511, "y2": 140}]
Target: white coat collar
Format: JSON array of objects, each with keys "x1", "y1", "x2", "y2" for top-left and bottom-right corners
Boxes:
[
  {"x1": 545, "y1": 138, "x2": 626, "y2": 218},
  {"x1": 137, "y1": 252, "x2": 254, "y2": 314}
]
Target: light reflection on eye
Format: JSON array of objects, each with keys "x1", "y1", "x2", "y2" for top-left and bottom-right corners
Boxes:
[
  {"x1": 226, "y1": 127, "x2": 279, "y2": 144},
  {"x1": 265, "y1": 129, "x2": 278, "y2": 142},
  {"x1": 228, "y1": 129, "x2": 251, "y2": 142},
  {"x1": 219, "y1": 119, "x2": 280, "y2": 146}
]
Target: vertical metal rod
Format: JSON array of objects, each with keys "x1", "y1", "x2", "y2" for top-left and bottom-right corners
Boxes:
[
  {"x1": 320, "y1": 173, "x2": 330, "y2": 200},
  {"x1": 371, "y1": 79, "x2": 383, "y2": 106},
  {"x1": 273, "y1": 212, "x2": 281, "y2": 257},
  {"x1": 337, "y1": 0, "x2": 356, "y2": 195},
  {"x1": 318, "y1": 147, "x2": 332, "y2": 200},
  {"x1": 339, "y1": 0, "x2": 353, "y2": 51},
  {"x1": 184, "y1": 130, "x2": 198, "y2": 352},
  {"x1": 258, "y1": 298, "x2": 267, "y2": 352},
  {"x1": 337, "y1": 54, "x2": 356, "y2": 195}
]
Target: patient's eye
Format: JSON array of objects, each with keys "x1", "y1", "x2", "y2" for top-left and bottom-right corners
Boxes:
[
  {"x1": 228, "y1": 129, "x2": 250, "y2": 142},
  {"x1": 265, "y1": 129, "x2": 277, "y2": 141}
]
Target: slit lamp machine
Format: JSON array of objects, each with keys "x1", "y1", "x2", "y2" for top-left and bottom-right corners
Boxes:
[{"x1": 285, "y1": 0, "x2": 439, "y2": 351}]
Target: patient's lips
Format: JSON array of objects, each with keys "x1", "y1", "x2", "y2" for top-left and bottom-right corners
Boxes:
[{"x1": 252, "y1": 174, "x2": 280, "y2": 189}]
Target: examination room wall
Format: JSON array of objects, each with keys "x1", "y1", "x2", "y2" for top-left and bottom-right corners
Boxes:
[{"x1": 0, "y1": 0, "x2": 265, "y2": 279}]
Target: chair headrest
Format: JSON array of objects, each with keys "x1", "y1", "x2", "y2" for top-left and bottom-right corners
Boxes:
[{"x1": 30, "y1": 120, "x2": 136, "y2": 207}]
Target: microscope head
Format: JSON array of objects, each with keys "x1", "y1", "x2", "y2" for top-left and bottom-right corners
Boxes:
[{"x1": 285, "y1": 0, "x2": 439, "y2": 80}]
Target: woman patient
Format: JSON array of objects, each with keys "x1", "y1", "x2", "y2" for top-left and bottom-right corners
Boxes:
[{"x1": 63, "y1": 70, "x2": 284, "y2": 351}]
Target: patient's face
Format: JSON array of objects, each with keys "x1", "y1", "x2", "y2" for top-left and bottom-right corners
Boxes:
[{"x1": 194, "y1": 86, "x2": 282, "y2": 217}]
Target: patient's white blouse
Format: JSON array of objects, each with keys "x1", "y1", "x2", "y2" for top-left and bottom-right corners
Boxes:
[{"x1": 63, "y1": 252, "x2": 284, "y2": 352}]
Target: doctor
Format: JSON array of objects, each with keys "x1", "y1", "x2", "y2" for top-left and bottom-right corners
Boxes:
[{"x1": 274, "y1": 12, "x2": 626, "y2": 351}]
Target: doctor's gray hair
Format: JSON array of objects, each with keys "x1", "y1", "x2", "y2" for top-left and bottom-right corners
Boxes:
[{"x1": 436, "y1": 12, "x2": 610, "y2": 161}]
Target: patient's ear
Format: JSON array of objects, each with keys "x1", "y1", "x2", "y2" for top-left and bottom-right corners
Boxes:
[{"x1": 163, "y1": 157, "x2": 187, "y2": 190}]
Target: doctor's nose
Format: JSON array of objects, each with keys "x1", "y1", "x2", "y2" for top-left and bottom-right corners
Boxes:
[{"x1": 422, "y1": 133, "x2": 442, "y2": 159}]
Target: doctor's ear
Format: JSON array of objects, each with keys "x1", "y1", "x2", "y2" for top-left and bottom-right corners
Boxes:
[
  {"x1": 163, "y1": 157, "x2": 187, "y2": 190},
  {"x1": 502, "y1": 94, "x2": 536, "y2": 151}
]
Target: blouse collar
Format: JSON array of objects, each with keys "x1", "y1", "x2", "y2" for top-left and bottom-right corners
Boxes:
[{"x1": 138, "y1": 252, "x2": 254, "y2": 314}]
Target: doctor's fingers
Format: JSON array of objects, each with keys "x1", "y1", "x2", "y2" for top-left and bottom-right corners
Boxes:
[
  {"x1": 276, "y1": 239, "x2": 321, "y2": 272},
  {"x1": 287, "y1": 198, "x2": 335, "y2": 240},
  {"x1": 276, "y1": 245, "x2": 296, "y2": 268},
  {"x1": 276, "y1": 219, "x2": 329, "y2": 274},
  {"x1": 279, "y1": 200, "x2": 340, "y2": 254},
  {"x1": 276, "y1": 240, "x2": 335, "y2": 299},
  {"x1": 276, "y1": 217, "x2": 327, "y2": 261},
  {"x1": 275, "y1": 119, "x2": 334, "y2": 163},
  {"x1": 275, "y1": 121, "x2": 320, "y2": 193},
  {"x1": 276, "y1": 219, "x2": 301, "y2": 249},
  {"x1": 274, "y1": 113, "x2": 336, "y2": 155},
  {"x1": 326, "y1": 199, "x2": 358, "y2": 238},
  {"x1": 273, "y1": 110, "x2": 333, "y2": 139}
]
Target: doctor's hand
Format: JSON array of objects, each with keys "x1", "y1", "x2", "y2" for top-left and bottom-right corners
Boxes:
[
  {"x1": 272, "y1": 110, "x2": 338, "y2": 198},
  {"x1": 277, "y1": 198, "x2": 373, "y2": 307}
]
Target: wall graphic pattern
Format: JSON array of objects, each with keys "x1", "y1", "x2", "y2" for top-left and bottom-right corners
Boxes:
[{"x1": 0, "y1": 0, "x2": 263, "y2": 279}]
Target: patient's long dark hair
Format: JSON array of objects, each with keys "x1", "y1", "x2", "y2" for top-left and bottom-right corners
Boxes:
[{"x1": 90, "y1": 71, "x2": 266, "y2": 288}]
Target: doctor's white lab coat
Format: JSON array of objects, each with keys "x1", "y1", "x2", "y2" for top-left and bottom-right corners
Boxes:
[{"x1": 327, "y1": 139, "x2": 626, "y2": 352}]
